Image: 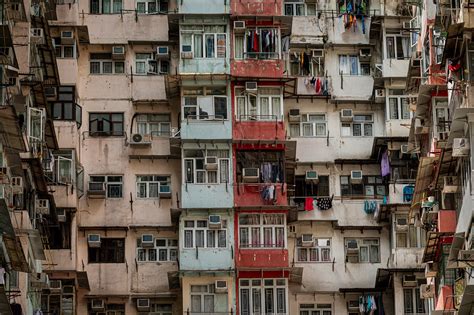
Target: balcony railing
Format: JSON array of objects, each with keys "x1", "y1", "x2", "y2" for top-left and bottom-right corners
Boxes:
[
  {"x1": 236, "y1": 114, "x2": 282, "y2": 122},
  {"x1": 243, "y1": 52, "x2": 279, "y2": 60},
  {"x1": 184, "y1": 115, "x2": 226, "y2": 123},
  {"x1": 239, "y1": 243, "x2": 286, "y2": 249},
  {"x1": 186, "y1": 311, "x2": 234, "y2": 315}
]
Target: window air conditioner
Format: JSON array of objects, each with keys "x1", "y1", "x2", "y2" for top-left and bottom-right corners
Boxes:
[
  {"x1": 44, "y1": 86, "x2": 57, "y2": 99},
  {"x1": 209, "y1": 215, "x2": 222, "y2": 229},
  {"x1": 60, "y1": 31, "x2": 74, "y2": 44},
  {"x1": 49, "y1": 280, "x2": 61, "y2": 293},
  {"x1": 112, "y1": 46, "x2": 125, "y2": 60},
  {"x1": 453, "y1": 138, "x2": 470, "y2": 157},
  {"x1": 395, "y1": 217, "x2": 408, "y2": 231},
  {"x1": 234, "y1": 21, "x2": 246, "y2": 30},
  {"x1": 156, "y1": 46, "x2": 169, "y2": 58},
  {"x1": 346, "y1": 240, "x2": 359, "y2": 255},
  {"x1": 340, "y1": 109, "x2": 353, "y2": 122},
  {"x1": 141, "y1": 234, "x2": 155, "y2": 247},
  {"x1": 402, "y1": 275, "x2": 417, "y2": 287},
  {"x1": 57, "y1": 208, "x2": 67, "y2": 222},
  {"x1": 305, "y1": 170, "x2": 319, "y2": 184},
  {"x1": 205, "y1": 156, "x2": 218, "y2": 170},
  {"x1": 91, "y1": 299, "x2": 105, "y2": 310},
  {"x1": 215, "y1": 280, "x2": 228, "y2": 293},
  {"x1": 87, "y1": 234, "x2": 101, "y2": 248},
  {"x1": 347, "y1": 300, "x2": 359, "y2": 311},
  {"x1": 242, "y1": 168, "x2": 259, "y2": 183},
  {"x1": 402, "y1": 21, "x2": 411, "y2": 29},
  {"x1": 301, "y1": 234, "x2": 314, "y2": 247},
  {"x1": 130, "y1": 133, "x2": 151, "y2": 146},
  {"x1": 36, "y1": 199, "x2": 50, "y2": 215},
  {"x1": 312, "y1": 49, "x2": 324, "y2": 58},
  {"x1": 350, "y1": 170, "x2": 363, "y2": 184},
  {"x1": 181, "y1": 45, "x2": 193, "y2": 59},
  {"x1": 136, "y1": 299, "x2": 150, "y2": 311},
  {"x1": 245, "y1": 82, "x2": 258, "y2": 92},
  {"x1": 288, "y1": 109, "x2": 301, "y2": 122}
]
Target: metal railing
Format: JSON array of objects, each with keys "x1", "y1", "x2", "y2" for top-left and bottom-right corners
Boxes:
[
  {"x1": 186, "y1": 311, "x2": 234, "y2": 315},
  {"x1": 239, "y1": 243, "x2": 286, "y2": 249},
  {"x1": 236, "y1": 114, "x2": 282, "y2": 122},
  {"x1": 243, "y1": 52, "x2": 279, "y2": 60},
  {"x1": 185, "y1": 114, "x2": 226, "y2": 123}
]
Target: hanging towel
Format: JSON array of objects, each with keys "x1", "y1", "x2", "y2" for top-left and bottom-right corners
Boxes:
[
  {"x1": 315, "y1": 77, "x2": 321, "y2": 94},
  {"x1": 304, "y1": 197, "x2": 314, "y2": 211}
]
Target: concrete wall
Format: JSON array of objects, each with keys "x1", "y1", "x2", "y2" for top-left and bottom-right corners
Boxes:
[{"x1": 177, "y1": 0, "x2": 230, "y2": 14}]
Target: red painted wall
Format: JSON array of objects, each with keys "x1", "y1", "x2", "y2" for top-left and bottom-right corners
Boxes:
[
  {"x1": 236, "y1": 249, "x2": 289, "y2": 268},
  {"x1": 234, "y1": 183, "x2": 288, "y2": 207},
  {"x1": 435, "y1": 285, "x2": 455, "y2": 311},
  {"x1": 231, "y1": 59, "x2": 285, "y2": 78},
  {"x1": 233, "y1": 121, "x2": 286, "y2": 141},
  {"x1": 231, "y1": 0, "x2": 282, "y2": 16},
  {"x1": 437, "y1": 210, "x2": 457, "y2": 233}
]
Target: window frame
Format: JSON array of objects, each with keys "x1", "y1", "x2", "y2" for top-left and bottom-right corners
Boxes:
[
  {"x1": 88, "y1": 238, "x2": 125, "y2": 263},
  {"x1": 89, "y1": 112, "x2": 124, "y2": 137},
  {"x1": 180, "y1": 26, "x2": 227, "y2": 60},
  {"x1": 340, "y1": 175, "x2": 386, "y2": 198},
  {"x1": 136, "y1": 175, "x2": 171, "y2": 199},
  {"x1": 296, "y1": 238, "x2": 332, "y2": 263},
  {"x1": 183, "y1": 149, "x2": 230, "y2": 185},
  {"x1": 136, "y1": 0, "x2": 167, "y2": 14},
  {"x1": 90, "y1": 175, "x2": 123, "y2": 198},
  {"x1": 432, "y1": 97, "x2": 450, "y2": 140},
  {"x1": 239, "y1": 278, "x2": 288, "y2": 315},
  {"x1": 340, "y1": 113, "x2": 374, "y2": 137},
  {"x1": 190, "y1": 284, "x2": 217, "y2": 313},
  {"x1": 238, "y1": 214, "x2": 286, "y2": 249},
  {"x1": 387, "y1": 90, "x2": 412, "y2": 120},
  {"x1": 403, "y1": 287, "x2": 427, "y2": 314},
  {"x1": 338, "y1": 54, "x2": 369, "y2": 76},
  {"x1": 51, "y1": 86, "x2": 82, "y2": 127},
  {"x1": 299, "y1": 303, "x2": 333, "y2": 315},
  {"x1": 385, "y1": 31, "x2": 411, "y2": 60},
  {"x1": 137, "y1": 238, "x2": 178, "y2": 262},
  {"x1": 290, "y1": 113, "x2": 327, "y2": 137},
  {"x1": 234, "y1": 87, "x2": 283, "y2": 121},
  {"x1": 289, "y1": 49, "x2": 325, "y2": 76},
  {"x1": 344, "y1": 238, "x2": 380, "y2": 263},
  {"x1": 182, "y1": 95, "x2": 228, "y2": 121},
  {"x1": 135, "y1": 113, "x2": 172, "y2": 136},
  {"x1": 233, "y1": 27, "x2": 281, "y2": 60},
  {"x1": 284, "y1": 1, "x2": 317, "y2": 16},
  {"x1": 90, "y1": 0, "x2": 123, "y2": 14},
  {"x1": 134, "y1": 52, "x2": 169, "y2": 75},
  {"x1": 183, "y1": 219, "x2": 228, "y2": 249},
  {"x1": 89, "y1": 53, "x2": 125, "y2": 74}
]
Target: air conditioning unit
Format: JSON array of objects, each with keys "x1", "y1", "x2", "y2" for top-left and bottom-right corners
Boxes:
[
  {"x1": 402, "y1": 275, "x2": 417, "y2": 287},
  {"x1": 130, "y1": 133, "x2": 151, "y2": 146},
  {"x1": 420, "y1": 284, "x2": 434, "y2": 299},
  {"x1": 60, "y1": 31, "x2": 74, "y2": 44},
  {"x1": 181, "y1": 45, "x2": 193, "y2": 59},
  {"x1": 156, "y1": 46, "x2": 169, "y2": 58},
  {"x1": 49, "y1": 280, "x2": 61, "y2": 293},
  {"x1": 57, "y1": 208, "x2": 66, "y2": 222},
  {"x1": 459, "y1": 250, "x2": 474, "y2": 261},
  {"x1": 112, "y1": 46, "x2": 125, "y2": 60},
  {"x1": 91, "y1": 299, "x2": 105, "y2": 310},
  {"x1": 346, "y1": 240, "x2": 359, "y2": 255},
  {"x1": 350, "y1": 170, "x2": 363, "y2": 184},
  {"x1": 11, "y1": 176, "x2": 23, "y2": 194},
  {"x1": 245, "y1": 81, "x2": 258, "y2": 92},
  {"x1": 242, "y1": 168, "x2": 259, "y2": 183},
  {"x1": 288, "y1": 109, "x2": 301, "y2": 122},
  {"x1": 88, "y1": 181, "x2": 106, "y2": 197},
  {"x1": 312, "y1": 49, "x2": 324, "y2": 58},
  {"x1": 375, "y1": 89, "x2": 385, "y2": 98},
  {"x1": 209, "y1": 215, "x2": 222, "y2": 229},
  {"x1": 425, "y1": 262, "x2": 438, "y2": 277},
  {"x1": 31, "y1": 28, "x2": 43, "y2": 38},
  {"x1": 87, "y1": 234, "x2": 101, "y2": 248},
  {"x1": 36, "y1": 199, "x2": 50, "y2": 215},
  {"x1": 347, "y1": 300, "x2": 359, "y2": 311},
  {"x1": 215, "y1": 280, "x2": 228, "y2": 293},
  {"x1": 233, "y1": 21, "x2": 246, "y2": 30},
  {"x1": 141, "y1": 234, "x2": 155, "y2": 247},
  {"x1": 400, "y1": 144, "x2": 409, "y2": 155},
  {"x1": 44, "y1": 86, "x2": 57, "y2": 99},
  {"x1": 205, "y1": 156, "x2": 218, "y2": 170},
  {"x1": 340, "y1": 109, "x2": 353, "y2": 122},
  {"x1": 305, "y1": 170, "x2": 319, "y2": 184},
  {"x1": 453, "y1": 138, "x2": 470, "y2": 157},
  {"x1": 359, "y1": 48, "x2": 372, "y2": 61},
  {"x1": 301, "y1": 234, "x2": 314, "y2": 247},
  {"x1": 402, "y1": 21, "x2": 411, "y2": 29},
  {"x1": 414, "y1": 118, "x2": 428, "y2": 134},
  {"x1": 136, "y1": 299, "x2": 150, "y2": 311},
  {"x1": 395, "y1": 217, "x2": 408, "y2": 231},
  {"x1": 443, "y1": 176, "x2": 460, "y2": 194}
]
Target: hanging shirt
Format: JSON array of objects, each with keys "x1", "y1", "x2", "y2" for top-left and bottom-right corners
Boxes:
[
  {"x1": 381, "y1": 151, "x2": 390, "y2": 177},
  {"x1": 268, "y1": 185, "x2": 275, "y2": 200},
  {"x1": 304, "y1": 197, "x2": 314, "y2": 211}
]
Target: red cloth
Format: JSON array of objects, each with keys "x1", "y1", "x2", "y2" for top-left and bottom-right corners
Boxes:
[
  {"x1": 253, "y1": 31, "x2": 259, "y2": 52},
  {"x1": 304, "y1": 197, "x2": 314, "y2": 211},
  {"x1": 315, "y1": 78, "x2": 321, "y2": 94}
]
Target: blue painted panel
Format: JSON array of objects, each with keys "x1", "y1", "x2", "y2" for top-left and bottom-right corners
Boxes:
[
  {"x1": 181, "y1": 183, "x2": 233, "y2": 208},
  {"x1": 179, "y1": 0, "x2": 230, "y2": 14},
  {"x1": 180, "y1": 120, "x2": 232, "y2": 140},
  {"x1": 179, "y1": 59, "x2": 229, "y2": 75}
]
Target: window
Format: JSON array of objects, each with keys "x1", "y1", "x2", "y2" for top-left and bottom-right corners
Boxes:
[
  {"x1": 296, "y1": 238, "x2": 331, "y2": 262},
  {"x1": 88, "y1": 238, "x2": 125, "y2": 263},
  {"x1": 403, "y1": 287, "x2": 426, "y2": 314},
  {"x1": 432, "y1": 98, "x2": 449, "y2": 139},
  {"x1": 89, "y1": 53, "x2": 124, "y2": 74},
  {"x1": 90, "y1": 175, "x2": 123, "y2": 198},
  {"x1": 236, "y1": 150, "x2": 284, "y2": 183},
  {"x1": 149, "y1": 304, "x2": 172, "y2": 315},
  {"x1": 135, "y1": 53, "x2": 169, "y2": 74},
  {"x1": 290, "y1": 114, "x2": 327, "y2": 137},
  {"x1": 433, "y1": 29, "x2": 446, "y2": 64},
  {"x1": 89, "y1": 113, "x2": 124, "y2": 136},
  {"x1": 239, "y1": 279, "x2": 287, "y2": 315},
  {"x1": 239, "y1": 214, "x2": 286, "y2": 248},
  {"x1": 180, "y1": 25, "x2": 226, "y2": 59},
  {"x1": 387, "y1": 90, "x2": 411, "y2": 120},
  {"x1": 51, "y1": 86, "x2": 82, "y2": 126},
  {"x1": 294, "y1": 175, "x2": 330, "y2": 197},
  {"x1": 340, "y1": 114, "x2": 373, "y2": 137},
  {"x1": 183, "y1": 95, "x2": 228, "y2": 120},
  {"x1": 46, "y1": 150, "x2": 75, "y2": 184},
  {"x1": 234, "y1": 28, "x2": 280, "y2": 60},
  {"x1": 90, "y1": 0, "x2": 122, "y2": 14},
  {"x1": 89, "y1": 304, "x2": 125, "y2": 315},
  {"x1": 191, "y1": 284, "x2": 227, "y2": 313},
  {"x1": 136, "y1": 114, "x2": 171, "y2": 136},
  {"x1": 289, "y1": 50, "x2": 325, "y2": 76},
  {"x1": 136, "y1": 175, "x2": 170, "y2": 198},
  {"x1": 300, "y1": 303, "x2": 332, "y2": 315},
  {"x1": 394, "y1": 214, "x2": 426, "y2": 248},
  {"x1": 54, "y1": 40, "x2": 75, "y2": 58},
  {"x1": 339, "y1": 55, "x2": 369, "y2": 75},
  {"x1": 345, "y1": 238, "x2": 380, "y2": 263},
  {"x1": 183, "y1": 220, "x2": 227, "y2": 249},
  {"x1": 340, "y1": 175, "x2": 386, "y2": 197},
  {"x1": 48, "y1": 208, "x2": 73, "y2": 249},
  {"x1": 137, "y1": 238, "x2": 177, "y2": 262},
  {"x1": 136, "y1": 0, "x2": 167, "y2": 14},
  {"x1": 28, "y1": 107, "x2": 44, "y2": 142},
  {"x1": 284, "y1": 1, "x2": 317, "y2": 16},
  {"x1": 184, "y1": 149, "x2": 230, "y2": 184},
  {"x1": 385, "y1": 31, "x2": 410, "y2": 60},
  {"x1": 41, "y1": 279, "x2": 75, "y2": 315},
  {"x1": 235, "y1": 87, "x2": 283, "y2": 121}
]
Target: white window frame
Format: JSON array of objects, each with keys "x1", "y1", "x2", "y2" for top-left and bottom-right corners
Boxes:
[
  {"x1": 54, "y1": 150, "x2": 75, "y2": 184},
  {"x1": 284, "y1": 1, "x2": 317, "y2": 16},
  {"x1": 235, "y1": 87, "x2": 283, "y2": 121},
  {"x1": 289, "y1": 50, "x2": 325, "y2": 76},
  {"x1": 90, "y1": 175, "x2": 123, "y2": 198},
  {"x1": 394, "y1": 214, "x2": 425, "y2": 249},
  {"x1": 239, "y1": 214, "x2": 286, "y2": 249},
  {"x1": 182, "y1": 95, "x2": 228, "y2": 121},
  {"x1": 183, "y1": 149, "x2": 230, "y2": 185},
  {"x1": 387, "y1": 90, "x2": 412, "y2": 120},
  {"x1": 403, "y1": 287, "x2": 427, "y2": 314},
  {"x1": 432, "y1": 97, "x2": 449, "y2": 140},
  {"x1": 385, "y1": 31, "x2": 410, "y2": 60},
  {"x1": 136, "y1": 114, "x2": 171, "y2": 136},
  {"x1": 55, "y1": 44, "x2": 76, "y2": 59},
  {"x1": 136, "y1": 175, "x2": 159, "y2": 199},
  {"x1": 134, "y1": 53, "x2": 169, "y2": 75},
  {"x1": 296, "y1": 238, "x2": 331, "y2": 262},
  {"x1": 340, "y1": 114, "x2": 374, "y2": 137},
  {"x1": 190, "y1": 284, "x2": 216, "y2": 313},
  {"x1": 183, "y1": 219, "x2": 228, "y2": 249},
  {"x1": 89, "y1": 59, "x2": 125, "y2": 74},
  {"x1": 28, "y1": 107, "x2": 45, "y2": 142},
  {"x1": 180, "y1": 26, "x2": 227, "y2": 59},
  {"x1": 136, "y1": 0, "x2": 159, "y2": 14},
  {"x1": 299, "y1": 303, "x2": 333, "y2": 315},
  {"x1": 290, "y1": 113, "x2": 327, "y2": 137},
  {"x1": 90, "y1": 0, "x2": 123, "y2": 14},
  {"x1": 149, "y1": 304, "x2": 173, "y2": 315},
  {"x1": 345, "y1": 238, "x2": 380, "y2": 263},
  {"x1": 137, "y1": 238, "x2": 178, "y2": 262},
  {"x1": 239, "y1": 278, "x2": 288, "y2": 315},
  {"x1": 338, "y1": 55, "x2": 369, "y2": 76}
]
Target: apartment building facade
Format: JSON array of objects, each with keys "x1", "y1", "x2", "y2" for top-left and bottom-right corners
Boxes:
[{"x1": 0, "y1": 0, "x2": 457, "y2": 314}]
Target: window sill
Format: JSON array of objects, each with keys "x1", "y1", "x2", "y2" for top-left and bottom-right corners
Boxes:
[
  {"x1": 239, "y1": 247, "x2": 287, "y2": 250},
  {"x1": 88, "y1": 12, "x2": 123, "y2": 15},
  {"x1": 89, "y1": 73, "x2": 126, "y2": 76},
  {"x1": 295, "y1": 260, "x2": 332, "y2": 264}
]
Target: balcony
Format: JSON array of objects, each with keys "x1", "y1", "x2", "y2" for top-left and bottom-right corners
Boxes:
[
  {"x1": 131, "y1": 261, "x2": 177, "y2": 292},
  {"x1": 174, "y1": 0, "x2": 230, "y2": 14},
  {"x1": 236, "y1": 247, "x2": 288, "y2": 268},
  {"x1": 293, "y1": 77, "x2": 330, "y2": 96},
  {"x1": 382, "y1": 59, "x2": 410, "y2": 78},
  {"x1": 330, "y1": 75, "x2": 374, "y2": 101},
  {"x1": 180, "y1": 116, "x2": 232, "y2": 140},
  {"x1": 45, "y1": 249, "x2": 76, "y2": 271},
  {"x1": 56, "y1": 59, "x2": 78, "y2": 85},
  {"x1": 181, "y1": 183, "x2": 233, "y2": 209},
  {"x1": 231, "y1": 58, "x2": 285, "y2": 78},
  {"x1": 180, "y1": 246, "x2": 234, "y2": 271},
  {"x1": 233, "y1": 117, "x2": 285, "y2": 141},
  {"x1": 437, "y1": 210, "x2": 456, "y2": 233},
  {"x1": 231, "y1": 0, "x2": 282, "y2": 16},
  {"x1": 50, "y1": 185, "x2": 79, "y2": 209},
  {"x1": 387, "y1": 183, "x2": 415, "y2": 204},
  {"x1": 234, "y1": 183, "x2": 287, "y2": 208}
]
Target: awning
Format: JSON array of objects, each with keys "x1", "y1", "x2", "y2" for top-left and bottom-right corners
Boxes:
[
  {"x1": 411, "y1": 157, "x2": 438, "y2": 212},
  {"x1": 447, "y1": 232, "x2": 465, "y2": 269},
  {"x1": 374, "y1": 268, "x2": 425, "y2": 289},
  {"x1": 3, "y1": 235, "x2": 29, "y2": 272},
  {"x1": 442, "y1": 23, "x2": 464, "y2": 65},
  {"x1": 422, "y1": 231, "x2": 451, "y2": 263},
  {"x1": 0, "y1": 107, "x2": 26, "y2": 152},
  {"x1": 0, "y1": 287, "x2": 12, "y2": 315},
  {"x1": 28, "y1": 230, "x2": 46, "y2": 260},
  {"x1": 376, "y1": 204, "x2": 411, "y2": 223}
]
